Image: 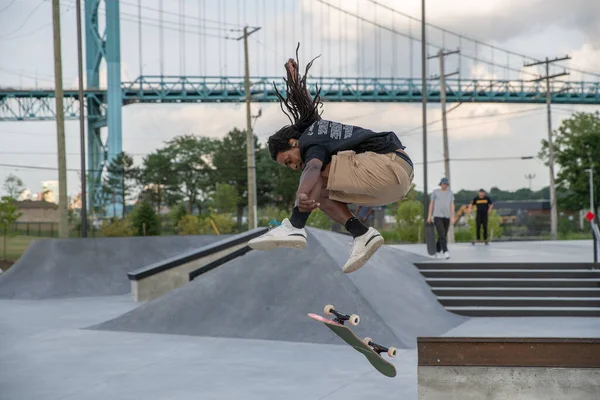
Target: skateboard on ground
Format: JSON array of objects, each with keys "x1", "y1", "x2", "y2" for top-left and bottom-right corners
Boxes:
[
  {"x1": 471, "y1": 239, "x2": 489, "y2": 245},
  {"x1": 308, "y1": 304, "x2": 397, "y2": 378},
  {"x1": 425, "y1": 222, "x2": 436, "y2": 256}
]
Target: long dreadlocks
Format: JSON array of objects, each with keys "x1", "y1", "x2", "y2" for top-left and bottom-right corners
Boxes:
[{"x1": 268, "y1": 44, "x2": 323, "y2": 161}]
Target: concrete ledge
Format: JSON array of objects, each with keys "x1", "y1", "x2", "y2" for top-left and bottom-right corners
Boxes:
[
  {"x1": 418, "y1": 337, "x2": 600, "y2": 400},
  {"x1": 418, "y1": 366, "x2": 600, "y2": 400},
  {"x1": 128, "y1": 228, "x2": 266, "y2": 301}
]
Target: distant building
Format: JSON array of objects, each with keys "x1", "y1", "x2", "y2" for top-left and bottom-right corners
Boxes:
[
  {"x1": 40, "y1": 180, "x2": 59, "y2": 204},
  {"x1": 70, "y1": 192, "x2": 82, "y2": 210},
  {"x1": 15, "y1": 200, "x2": 59, "y2": 223},
  {"x1": 18, "y1": 189, "x2": 34, "y2": 201}
]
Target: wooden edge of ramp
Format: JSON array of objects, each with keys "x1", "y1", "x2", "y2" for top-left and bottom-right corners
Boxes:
[{"x1": 417, "y1": 337, "x2": 600, "y2": 368}]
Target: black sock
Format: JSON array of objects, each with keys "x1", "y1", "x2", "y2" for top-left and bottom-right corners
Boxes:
[
  {"x1": 289, "y1": 207, "x2": 311, "y2": 229},
  {"x1": 345, "y1": 217, "x2": 369, "y2": 238}
]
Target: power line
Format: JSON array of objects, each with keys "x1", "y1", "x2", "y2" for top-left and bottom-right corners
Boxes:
[
  {"x1": 316, "y1": 0, "x2": 537, "y2": 78},
  {"x1": 365, "y1": 0, "x2": 600, "y2": 79},
  {"x1": 0, "y1": 0, "x2": 18, "y2": 13},
  {"x1": 118, "y1": 0, "x2": 242, "y2": 28},
  {"x1": 0, "y1": 154, "x2": 537, "y2": 174},
  {"x1": 0, "y1": 0, "x2": 45, "y2": 38}
]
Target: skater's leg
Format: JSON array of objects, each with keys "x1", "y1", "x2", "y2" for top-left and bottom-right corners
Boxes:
[
  {"x1": 434, "y1": 217, "x2": 445, "y2": 253},
  {"x1": 483, "y1": 214, "x2": 489, "y2": 241},
  {"x1": 442, "y1": 218, "x2": 450, "y2": 253},
  {"x1": 476, "y1": 214, "x2": 482, "y2": 240}
]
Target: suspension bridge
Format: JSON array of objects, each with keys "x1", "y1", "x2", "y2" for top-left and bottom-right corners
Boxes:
[{"x1": 1, "y1": 0, "x2": 599, "y2": 209}]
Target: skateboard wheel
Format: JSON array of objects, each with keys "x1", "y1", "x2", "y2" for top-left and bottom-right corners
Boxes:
[
  {"x1": 387, "y1": 347, "x2": 398, "y2": 358},
  {"x1": 324, "y1": 304, "x2": 335, "y2": 316},
  {"x1": 349, "y1": 314, "x2": 360, "y2": 326},
  {"x1": 362, "y1": 337, "x2": 372, "y2": 346}
]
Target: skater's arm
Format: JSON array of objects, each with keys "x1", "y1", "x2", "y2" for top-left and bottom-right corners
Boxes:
[
  {"x1": 487, "y1": 197, "x2": 493, "y2": 214},
  {"x1": 295, "y1": 158, "x2": 323, "y2": 210},
  {"x1": 427, "y1": 199, "x2": 434, "y2": 223},
  {"x1": 451, "y1": 201, "x2": 456, "y2": 224}
]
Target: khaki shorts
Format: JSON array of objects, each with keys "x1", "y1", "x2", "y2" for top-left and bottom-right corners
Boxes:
[{"x1": 326, "y1": 150, "x2": 414, "y2": 206}]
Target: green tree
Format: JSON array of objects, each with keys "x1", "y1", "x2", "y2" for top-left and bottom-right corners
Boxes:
[
  {"x1": 211, "y1": 128, "x2": 250, "y2": 224},
  {"x1": 393, "y1": 198, "x2": 424, "y2": 242},
  {"x1": 162, "y1": 135, "x2": 216, "y2": 214},
  {"x1": 103, "y1": 152, "x2": 139, "y2": 218},
  {"x1": 0, "y1": 196, "x2": 22, "y2": 260},
  {"x1": 138, "y1": 149, "x2": 174, "y2": 213},
  {"x1": 256, "y1": 146, "x2": 299, "y2": 208},
  {"x1": 210, "y1": 183, "x2": 239, "y2": 214},
  {"x1": 3, "y1": 174, "x2": 25, "y2": 199},
  {"x1": 539, "y1": 111, "x2": 600, "y2": 216},
  {"x1": 131, "y1": 201, "x2": 160, "y2": 236}
]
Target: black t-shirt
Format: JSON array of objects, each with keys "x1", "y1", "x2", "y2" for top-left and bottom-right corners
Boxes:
[
  {"x1": 299, "y1": 119, "x2": 404, "y2": 167},
  {"x1": 472, "y1": 195, "x2": 492, "y2": 215}
]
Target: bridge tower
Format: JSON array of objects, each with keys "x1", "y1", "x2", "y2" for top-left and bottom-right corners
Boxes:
[{"x1": 84, "y1": 0, "x2": 122, "y2": 215}]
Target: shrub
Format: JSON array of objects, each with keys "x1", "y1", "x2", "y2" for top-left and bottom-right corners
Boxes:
[
  {"x1": 100, "y1": 218, "x2": 136, "y2": 237},
  {"x1": 177, "y1": 215, "x2": 201, "y2": 235},
  {"x1": 131, "y1": 201, "x2": 160, "y2": 236}
]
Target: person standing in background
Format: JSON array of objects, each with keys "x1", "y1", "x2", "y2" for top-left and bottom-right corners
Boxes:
[
  {"x1": 468, "y1": 189, "x2": 493, "y2": 244},
  {"x1": 427, "y1": 177, "x2": 455, "y2": 259}
]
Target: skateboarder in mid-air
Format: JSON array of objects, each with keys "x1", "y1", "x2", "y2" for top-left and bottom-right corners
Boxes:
[{"x1": 249, "y1": 47, "x2": 414, "y2": 273}]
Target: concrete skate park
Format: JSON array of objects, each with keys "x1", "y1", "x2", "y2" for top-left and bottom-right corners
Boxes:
[{"x1": 1, "y1": 229, "x2": 599, "y2": 400}]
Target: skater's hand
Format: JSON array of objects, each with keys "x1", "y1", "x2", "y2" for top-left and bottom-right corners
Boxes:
[
  {"x1": 297, "y1": 193, "x2": 319, "y2": 212},
  {"x1": 427, "y1": 216, "x2": 433, "y2": 224}
]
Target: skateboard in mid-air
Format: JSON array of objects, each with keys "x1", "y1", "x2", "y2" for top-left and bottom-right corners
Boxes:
[
  {"x1": 308, "y1": 304, "x2": 397, "y2": 378},
  {"x1": 425, "y1": 222, "x2": 436, "y2": 256}
]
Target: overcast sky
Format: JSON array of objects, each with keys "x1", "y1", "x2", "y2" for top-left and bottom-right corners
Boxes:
[{"x1": 1, "y1": 0, "x2": 599, "y2": 199}]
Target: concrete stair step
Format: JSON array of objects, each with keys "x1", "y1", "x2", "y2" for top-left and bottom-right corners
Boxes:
[
  {"x1": 421, "y1": 269, "x2": 600, "y2": 279},
  {"x1": 445, "y1": 306, "x2": 600, "y2": 317},
  {"x1": 426, "y1": 278, "x2": 600, "y2": 288},
  {"x1": 438, "y1": 296, "x2": 600, "y2": 307},
  {"x1": 432, "y1": 287, "x2": 600, "y2": 297},
  {"x1": 415, "y1": 262, "x2": 600, "y2": 270}
]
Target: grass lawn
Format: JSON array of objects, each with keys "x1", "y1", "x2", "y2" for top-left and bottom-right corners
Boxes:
[{"x1": 0, "y1": 235, "x2": 39, "y2": 270}]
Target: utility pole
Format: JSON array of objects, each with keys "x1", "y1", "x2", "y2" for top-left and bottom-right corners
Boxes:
[
  {"x1": 421, "y1": 0, "x2": 429, "y2": 237},
  {"x1": 75, "y1": 0, "x2": 87, "y2": 237},
  {"x1": 52, "y1": 0, "x2": 69, "y2": 238},
  {"x1": 428, "y1": 49, "x2": 459, "y2": 181},
  {"x1": 238, "y1": 26, "x2": 261, "y2": 230},
  {"x1": 429, "y1": 48, "x2": 459, "y2": 242},
  {"x1": 524, "y1": 55, "x2": 570, "y2": 241},
  {"x1": 525, "y1": 173, "x2": 536, "y2": 190}
]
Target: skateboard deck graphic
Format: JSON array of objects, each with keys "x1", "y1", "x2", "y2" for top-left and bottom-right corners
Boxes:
[
  {"x1": 308, "y1": 309, "x2": 397, "y2": 378},
  {"x1": 425, "y1": 223, "x2": 436, "y2": 255}
]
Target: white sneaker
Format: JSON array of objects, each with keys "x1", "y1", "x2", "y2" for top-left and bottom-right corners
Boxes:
[
  {"x1": 248, "y1": 218, "x2": 307, "y2": 250},
  {"x1": 342, "y1": 227, "x2": 384, "y2": 273},
  {"x1": 434, "y1": 252, "x2": 442, "y2": 259},
  {"x1": 443, "y1": 251, "x2": 450, "y2": 259}
]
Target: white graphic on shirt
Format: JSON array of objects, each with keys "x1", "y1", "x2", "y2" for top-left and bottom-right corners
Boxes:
[
  {"x1": 317, "y1": 120, "x2": 329, "y2": 135},
  {"x1": 306, "y1": 121, "x2": 316, "y2": 136},
  {"x1": 343, "y1": 125, "x2": 353, "y2": 139},
  {"x1": 330, "y1": 122, "x2": 343, "y2": 140}
]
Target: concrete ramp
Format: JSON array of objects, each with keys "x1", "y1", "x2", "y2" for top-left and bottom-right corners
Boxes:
[
  {"x1": 91, "y1": 228, "x2": 464, "y2": 348},
  {"x1": 0, "y1": 235, "x2": 225, "y2": 299}
]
